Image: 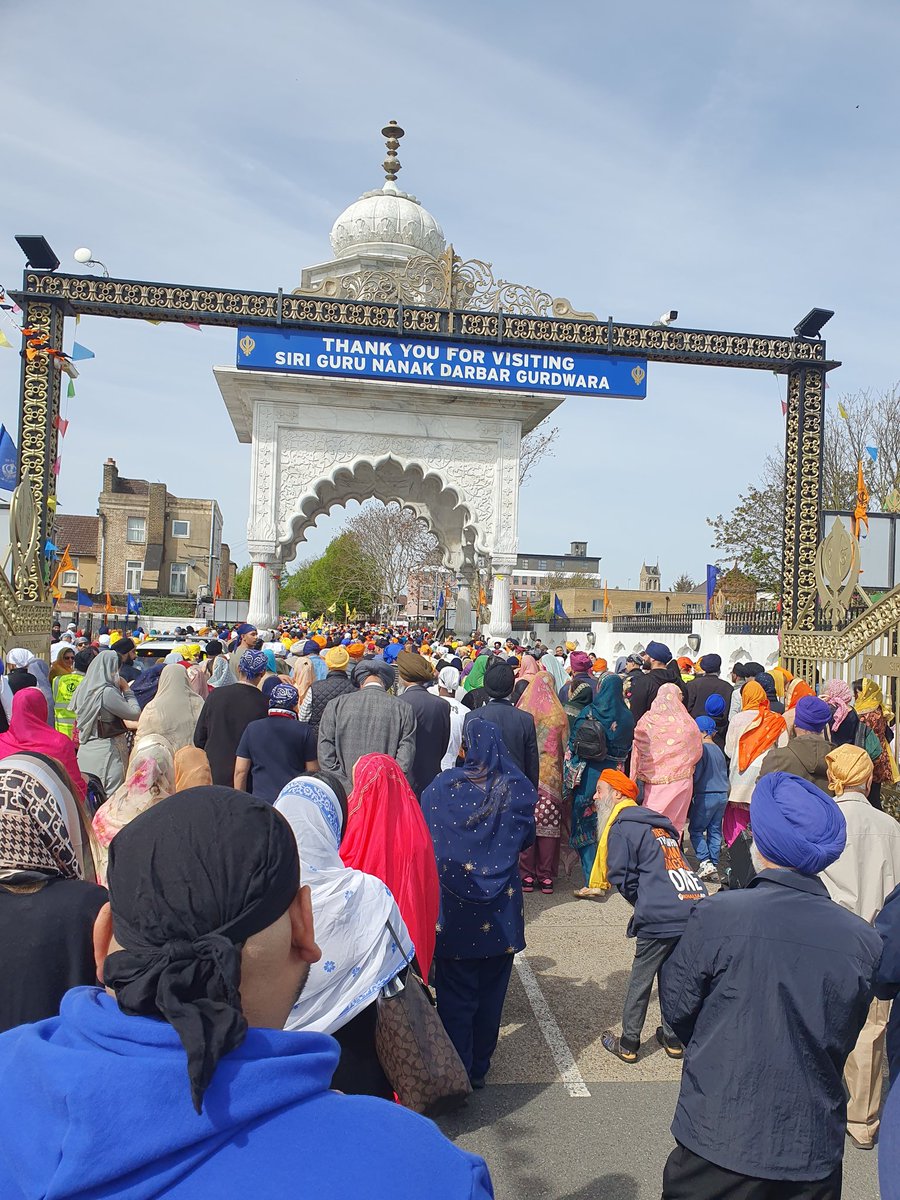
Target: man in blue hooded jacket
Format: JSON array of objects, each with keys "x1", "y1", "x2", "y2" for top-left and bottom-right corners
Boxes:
[{"x1": 0, "y1": 788, "x2": 493, "y2": 1200}]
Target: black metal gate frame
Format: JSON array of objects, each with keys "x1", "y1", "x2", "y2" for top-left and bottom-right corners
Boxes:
[{"x1": 12, "y1": 268, "x2": 839, "y2": 626}]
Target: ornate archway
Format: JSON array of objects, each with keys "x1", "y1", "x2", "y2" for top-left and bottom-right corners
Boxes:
[{"x1": 214, "y1": 369, "x2": 560, "y2": 632}]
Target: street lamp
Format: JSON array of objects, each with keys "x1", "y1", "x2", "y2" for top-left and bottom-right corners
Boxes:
[{"x1": 14, "y1": 234, "x2": 60, "y2": 271}]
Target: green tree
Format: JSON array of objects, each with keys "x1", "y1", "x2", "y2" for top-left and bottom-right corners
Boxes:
[
  {"x1": 672, "y1": 573, "x2": 696, "y2": 592},
  {"x1": 280, "y1": 532, "x2": 380, "y2": 616},
  {"x1": 233, "y1": 564, "x2": 252, "y2": 600}
]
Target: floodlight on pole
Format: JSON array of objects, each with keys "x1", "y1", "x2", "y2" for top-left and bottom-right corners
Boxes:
[
  {"x1": 793, "y1": 307, "x2": 834, "y2": 339},
  {"x1": 73, "y1": 248, "x2": 110, "y2": 278},
  {"x1": 14, "y1": 234, "x2": 60, "y2": 271}
]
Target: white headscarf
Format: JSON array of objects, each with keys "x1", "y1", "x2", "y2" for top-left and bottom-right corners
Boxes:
[
  {"x1": 276, "y1": 776, "x2": 413, "y2": 1035},
  {"x1": 438, "y1": 665, "x2": 461, "y2": 691},
  {"x1": 6, "y1": 648, "x2": 31, "y2": 669}
]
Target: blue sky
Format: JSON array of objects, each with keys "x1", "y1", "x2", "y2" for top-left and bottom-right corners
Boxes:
[{"x1": 1, "y1": 0, "x2": 898, "y2": 587}]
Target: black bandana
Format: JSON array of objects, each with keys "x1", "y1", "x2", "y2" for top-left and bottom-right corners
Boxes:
[{"x1": 104, "y1": 787, "x2": 300, "y2": 1112}]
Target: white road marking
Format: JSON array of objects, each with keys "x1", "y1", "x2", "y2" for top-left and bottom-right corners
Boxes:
[{"x1": 514, "y1": 954, "x2": 591, "y2": 1097}]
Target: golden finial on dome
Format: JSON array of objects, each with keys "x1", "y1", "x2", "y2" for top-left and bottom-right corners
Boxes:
[{"x1": 381, "y1": 121, "x2": 404, "y2": 183}]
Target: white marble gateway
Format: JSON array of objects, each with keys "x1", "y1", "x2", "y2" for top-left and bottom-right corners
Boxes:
[{"x1": 215, "y1": 129, "x2": 562, "y2": 636}]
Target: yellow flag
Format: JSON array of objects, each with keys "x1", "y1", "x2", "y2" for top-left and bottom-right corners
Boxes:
[
  {"x1": 345, "y1": 601, "x2": 350, "y2": 621},
  {"x1": 838, "y1": 402, "x2": 849, "y2": 420},
  {"x1": 0, "y1": 329, "x2": 12, "y2": 350},
  {"x1": 603, "y1": 579, "x2": 610, "y2": 619},
  {"x1": 478, "y1": 586, "x2": 487, "y2": 608},
  {"x1": 327, "y1": 601, "x2": 337, "y2": 614}
]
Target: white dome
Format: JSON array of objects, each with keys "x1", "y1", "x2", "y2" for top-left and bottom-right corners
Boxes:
[{"x1": 330, "y1": 181, "x2": 446, "y2": 260}]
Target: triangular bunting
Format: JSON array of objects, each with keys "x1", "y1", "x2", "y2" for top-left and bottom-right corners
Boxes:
[
  {"x1": 0, "y1": 329, "x2": 12, "y2": 350},
  {"x1": 71, "y1": 342, "x2": 95, "y2": 361},
  {"x1": 54, "y1": 417, "x2": 69, "y2": 437},
  {"x1": 52, "y1": 457, "x2": 61, "y2": 476},
  {"x1": 183, "y1": 321, "x2": 202, "y2": 331},
  {"x1": 66, "y1": 379, "x2": 75, "y2": 399}
]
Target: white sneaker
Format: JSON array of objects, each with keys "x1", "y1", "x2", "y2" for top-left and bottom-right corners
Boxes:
[{"x1": 698, "y1": 861, "x2": 717, "y2": 880}]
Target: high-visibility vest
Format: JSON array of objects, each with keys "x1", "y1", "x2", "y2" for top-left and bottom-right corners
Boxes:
[{"x1": 52, "y1": 672, "x2": 83, "y2": 739}]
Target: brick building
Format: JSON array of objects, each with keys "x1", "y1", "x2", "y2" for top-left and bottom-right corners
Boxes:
[
  {"x1": 51, "y1": 460, "x2": 234, "y2": 602},
  {"x1": 54, "y1": 515, "x2": 101, "y2": 595},
  {"x1": 98, "y1": 459, "x2": 232, "y2": 600}
]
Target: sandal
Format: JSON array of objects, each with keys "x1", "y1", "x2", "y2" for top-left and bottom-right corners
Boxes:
[
  {"x1": 573, "y1": 886, "x2": 604, "y2": 899},
  {"x1": 655, "y1": 1027, "x2": 683, "y2": 1059},
  {"x1": 601, "y1": 1031, "x2": 638, "y2": 1063},
  {"x1": 522, "y1": 876, "x2": 535, "y2": 893},
  {"x1": 540, "y1": 880, "x2": 554, "y2": 895}
]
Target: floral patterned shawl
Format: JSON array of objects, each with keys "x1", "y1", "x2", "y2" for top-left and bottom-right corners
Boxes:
[
  {"x1": 517, "y1": 672, "x2": 569, "y2": 804},
  {"x1": 631, "y1": 682, "x2": 702, "y2": 784}
]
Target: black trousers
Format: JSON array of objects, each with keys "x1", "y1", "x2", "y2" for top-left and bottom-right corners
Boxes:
[
  {"x1": 662, "y1": 1144, "x2": 842, "y2": 1200},
  {"x1": 330, "y1": 1001, "x2": 393, "y2": 1100},
  {"x1": 435, "y1": 954, "x2": 514, "y2": 1081}
]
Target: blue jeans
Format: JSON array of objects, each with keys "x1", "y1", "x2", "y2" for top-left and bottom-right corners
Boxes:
[{"x1": 688, "y1": 791, "x2": 727, "y2": 865}]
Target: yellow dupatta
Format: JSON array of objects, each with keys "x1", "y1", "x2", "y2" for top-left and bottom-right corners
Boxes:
[{"x1": 589, "y1": 798, "x2": 637, "y2": 890}]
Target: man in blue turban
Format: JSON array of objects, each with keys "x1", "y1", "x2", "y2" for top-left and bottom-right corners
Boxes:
[
  {"x1": 658, "y1": 771, "x2": 881, "y2": 1197},
  {"x1": 758, "y1": 694, "x2": 834, "y2": 794}
]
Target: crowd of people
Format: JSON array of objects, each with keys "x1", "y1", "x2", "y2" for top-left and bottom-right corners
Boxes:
[{"x1": 0, "y1": 618, "x2": 899, "y2": 1197}]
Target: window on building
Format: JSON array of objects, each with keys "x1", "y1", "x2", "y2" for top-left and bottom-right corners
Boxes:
[
  {"x1": 125, "y1": 561, "x2": 143, "y2": 592},
  {"x1": 538, "y1": 560, "x2": 547, "y2": 571},
  {"x1": 591, "y1": 599, "x2": 603, "y2": 613},
  {"x1": 171, "y1": 519, "x2": 190, "y2": 538},
  {"x1": 169, "y1": 563, "x2": 188, "y2": 596},
  {"x1": 520, "y1": 559, "x2": 529, "y2": 569},
  {"x1": 635, "y1": 601, "x2": 652, "y2": 614},
  {"x1": 61, "y1": 557, "x2": 79, "y2": 588},
  {"x1": 126, "y1": 517, "x2": 146, "y2": 543},
  {"x1": 684, "y1": 603, "x2": 704, "y2": 614}
]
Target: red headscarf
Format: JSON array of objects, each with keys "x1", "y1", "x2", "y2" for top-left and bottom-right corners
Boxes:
[
  {"x1": 340, "y1": 753, "x2": 440, "y2": 977},
  {"x1": 0, "y1": 687, "x2": 87, "y2": 800}
]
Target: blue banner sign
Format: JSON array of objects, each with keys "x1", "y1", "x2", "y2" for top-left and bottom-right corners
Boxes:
[{"x1": 236, "y1": 327, "x2": 647, "y2": 399}]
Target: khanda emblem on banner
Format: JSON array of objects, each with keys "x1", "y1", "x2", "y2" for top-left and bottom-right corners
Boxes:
[
  {"x1": 631, "y1": 365, "x2": 645, "y2": 386},
  {"x1": 239, "y1": 335, "x2": 256, "y2": 357}
]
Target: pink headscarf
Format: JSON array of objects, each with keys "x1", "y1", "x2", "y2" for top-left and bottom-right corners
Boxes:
[
  {"x1": 516, "y1": 654, "x2": 542, "y2": 682},
  {"x1": 821, "y1": 679, "x2": 854, "y2": 730},
  {"x1": 630, "y1": 682, "x2": 703, "y2": 785},
  {"x1": 0, "y1": 688, "x2": 87, "y2": 800}
]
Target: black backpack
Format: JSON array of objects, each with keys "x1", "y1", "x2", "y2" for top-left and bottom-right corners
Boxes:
[{"x1": 573, "y1": 716, "x2": 608, "y2": 763}]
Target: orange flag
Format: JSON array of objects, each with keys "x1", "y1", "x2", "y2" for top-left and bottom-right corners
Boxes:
[
  {"x1": 478, "y1": 586, "x2": 487, "y2": 608},
  {"x1": 105, "y1": 591, "x2": 113, "y2": 613},
  {"x1": 525, "y1": 597, "x2": 535, "y2": 618},
  {"x1": 853, "y1": 460, "x2": 870, "y2": 539},
  {"x1": 214, "y1": 576, "x2": 222, "y2": 600},
  {"x1": 51, "y1": 545, "x2": 74, "y2": 586},
  {"x1": 603, "y1": 579, "x2": 610, "y2": 619},
  {"x1": 511, "y1": 593, "x2": 522, "y2": 616}
]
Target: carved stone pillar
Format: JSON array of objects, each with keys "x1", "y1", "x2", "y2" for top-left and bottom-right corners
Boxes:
[
  {"x1": 782, "y1": 366, "x2": 826, "y2": 630},
  {"x1": 247, "y1": 553, "x2": 278, "y2": 628},
  {"x1": 486, "y1": 556, "x2": 516, "y2": 639},
  {"x1": 454, "y1": 571, "x2": 474, "y2": 636}
]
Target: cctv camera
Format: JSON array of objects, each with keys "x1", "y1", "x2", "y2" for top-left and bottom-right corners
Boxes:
[{"x1": 659, "y1": 310, "x2": 678, "y2": 325}]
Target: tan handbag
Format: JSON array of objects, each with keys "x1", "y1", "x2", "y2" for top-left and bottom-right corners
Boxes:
[{"x1": 374, "y1": 921, "x2": 472, "y2": 1116}]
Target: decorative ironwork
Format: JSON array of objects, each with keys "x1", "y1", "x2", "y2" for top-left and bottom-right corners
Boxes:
[
  {"x1": 0, "y1": 475, "x2": 52, "y2": 656},
  {"x1": 16, "y1": 300, "x2": 63, "y2": 600},
  {"x1": 815, "y1": 516, "x2": 866, "y2": 630},
  {"x1": 781, "y1": 365, "x2": 827, "y2": 631},
  {"x1": 295, "y1": 245, "x2": 595, "y2": 320},
  {"x1": 611, "y1": 613, "x2": 695, "y2": 634},
  {"x1": 9, "y1": 469, "x2": 46, "y2": 604},
  {"x1": 17, "y1": 271, "x2": 834, "y2": 371}
]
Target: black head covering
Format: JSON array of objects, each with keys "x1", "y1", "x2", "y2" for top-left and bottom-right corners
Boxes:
[
  {"x1": 484, "y1": 658, "x2": 515, "y2": 699},
  {"x1": 756, "y1": 672, "x2": 778, "y2": 704},
  {"x1": 74, "y1": 648, "x2": 96, "y2": 674},
  {"x1": 204, "y1": 639, "x2": 224, "y2": 658},
  {"x1": 104, "y1": 787, "x2": 300, "y2": 1113},
  {"x1": 8, "y1": 671, "x2": 37, "y2": 694}
]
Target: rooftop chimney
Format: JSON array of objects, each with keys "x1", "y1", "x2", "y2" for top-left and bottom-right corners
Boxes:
[{"x1": 102, "y1": 458, "x2": 118, "y2": 493}]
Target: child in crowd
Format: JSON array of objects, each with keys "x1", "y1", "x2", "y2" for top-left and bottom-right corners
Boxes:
[
  {"x1": 590, "y1": 769, "x2": 708, "y2": 1064},
  {"x1": 689, "y1": 715, "x2": 730, "y2": 882}
]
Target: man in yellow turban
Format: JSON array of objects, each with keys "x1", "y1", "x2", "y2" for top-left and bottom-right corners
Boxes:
[{"x1": 819, "y1": 743, "x2": 900, "y2": 1150}]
